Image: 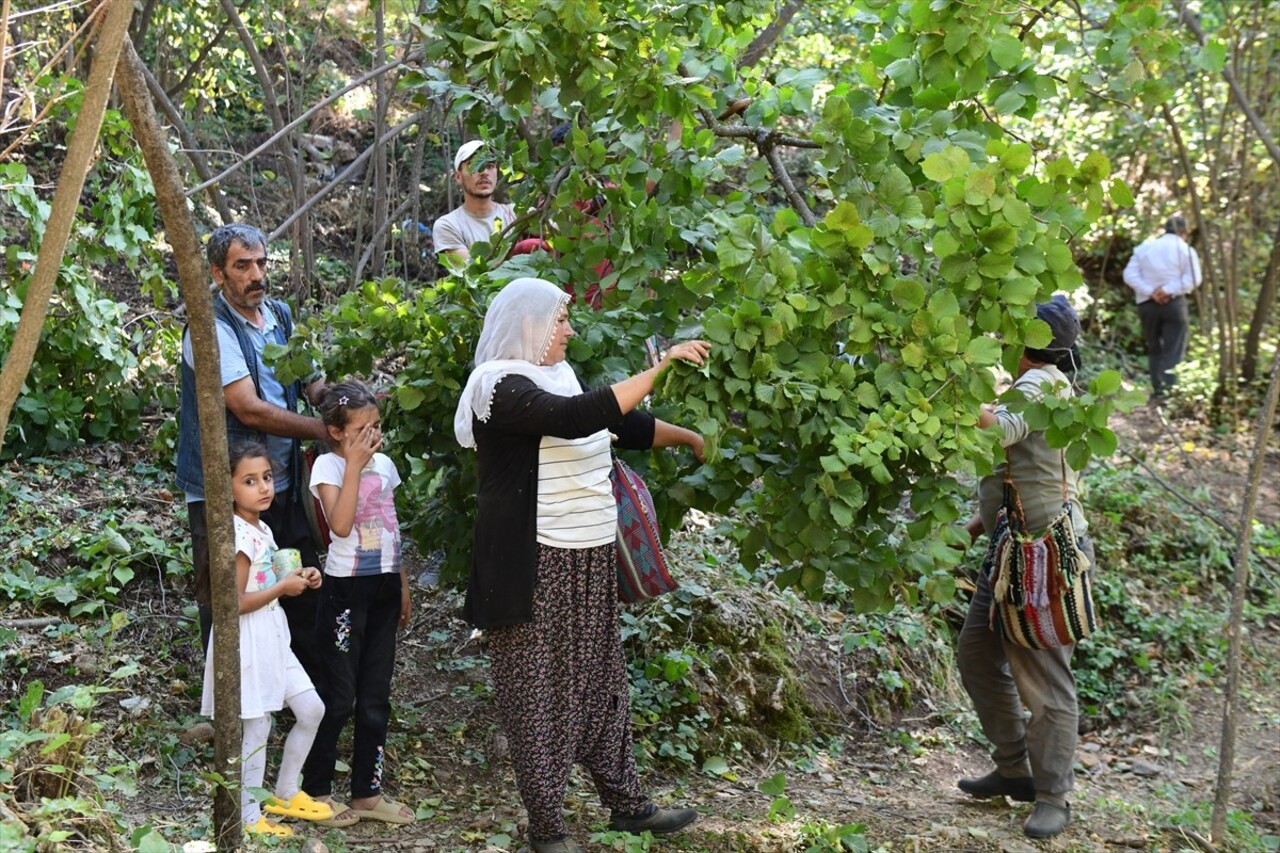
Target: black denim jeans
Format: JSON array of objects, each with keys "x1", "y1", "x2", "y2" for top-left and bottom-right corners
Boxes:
[{"x1": 301, "y1": 572, "x2": 401, "y2": 800}]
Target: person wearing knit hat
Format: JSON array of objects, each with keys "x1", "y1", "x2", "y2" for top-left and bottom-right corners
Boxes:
[
  {"x1": 955, "y1": 294, "x2": 1095, "y2": 841},
  {"x1": 432, "y1": 139, "x2": 516, "y2": 265},
  {"x1": 1024, "y1": 294, "x2": 1082, "y2": 376}
]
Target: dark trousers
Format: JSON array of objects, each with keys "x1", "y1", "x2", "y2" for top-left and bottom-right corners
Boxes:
[
  {"x1": 302, "y1": 572, "x2": 401, "y2": 800},
  {"x1": 190, "y1": 490, "x2": 322, "y2": 683},
  {"x1": 1138, "y1": 296, "x2": 1189, "y2": 397}
]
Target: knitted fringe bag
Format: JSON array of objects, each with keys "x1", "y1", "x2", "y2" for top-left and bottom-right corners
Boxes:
[{"x1": 982, "y1": 451, "x2": 1097, "y2": 649}]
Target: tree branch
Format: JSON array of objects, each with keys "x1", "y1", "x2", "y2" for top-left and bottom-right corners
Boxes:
[
  {"x1": 739, "y1": 0, "x2": 805, "y2": 69},
  {"x1": 163, "y1": 19, "x2": 233, "y2": 100},
  {"x1": 1177, "y1": 0, "x2": 1280, "y2": 170},
  {"x1": 1212, "y1": 342, "x2": 1280, "y2": 841},
  {"x1": 136, "y1": 56, "x2": 233, "y2": 222},
  {"x1": 765, "y1": 144, "x2": 816, "y2": 227},
  {"x1": 267, "y1": 110, "x2": 427, "y2": 243},
  {"x1": 184, "y1": 51, "x2": 417, "y2": 198},
  {"x1": 1017, "y1": 0, "x2": 1062, "y2": 39}
]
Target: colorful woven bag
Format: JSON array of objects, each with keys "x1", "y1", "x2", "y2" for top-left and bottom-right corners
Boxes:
[
  {"x1": 611, "y1": 458, "x2": 677, "y2": 603},
  {"x1": 982, "y1": 452, "x2": 1097, "y2": 650}
]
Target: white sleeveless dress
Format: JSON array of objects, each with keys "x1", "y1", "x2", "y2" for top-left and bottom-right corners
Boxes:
[{"x1": 200, "y1": 515, "x2": 313, "y2": 719}]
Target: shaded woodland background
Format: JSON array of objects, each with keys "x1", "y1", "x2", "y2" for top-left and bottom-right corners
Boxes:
[{"x1": 2, "y1": 0, "x2": 1280, "y2": 851}]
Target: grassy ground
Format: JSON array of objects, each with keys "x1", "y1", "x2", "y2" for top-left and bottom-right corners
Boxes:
[{"x1": 3, "y1": 401, "x2": 1280, "y2": 852}]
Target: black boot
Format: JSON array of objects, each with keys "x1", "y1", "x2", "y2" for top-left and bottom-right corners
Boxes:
[
  {"x1": 957, "y1": 770, "x2": 1036, "y2": 802},
  {"x1": 608, "y1": 803, "x2": 698, "y2": 835},
  {"x1": 1024, "y1": 801, "x2": 1070, "y2": 838}
]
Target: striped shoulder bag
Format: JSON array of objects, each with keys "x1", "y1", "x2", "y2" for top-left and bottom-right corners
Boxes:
[{"x1": 983, "y1": 450, "x2": 1097, "y2": 649}]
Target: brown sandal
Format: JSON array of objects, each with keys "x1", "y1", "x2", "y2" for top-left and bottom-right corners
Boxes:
[{"x1": 316, "y1": 798, "x2": 360, "y2": 828}]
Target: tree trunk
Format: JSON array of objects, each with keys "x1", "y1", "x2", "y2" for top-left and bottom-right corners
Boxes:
[
  {"x1": 1241, "y1": 221, "x2": 1280, "y2": 383},
  {"x1": 0, "y1": 0, "x2": 132, "y2": 456},
  {"x1": 116, "y1": 36, "x2": 244, "y2": 851},
  {"x1": 368, "y1": 0, "x2": 390, "y2": 279},
  {"x1": 1211, "y1": 342, "x2": 1280, "y2": 842},
  {"x1": 218, "y1": 0, "x2": 312, "y2": 294}
]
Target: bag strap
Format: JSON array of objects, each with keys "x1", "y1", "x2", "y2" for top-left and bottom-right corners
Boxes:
[
  {"x1": 1003, "y1": 446, "x2": 1071, "y2": 532},
  {"x1": 1059, "y1": 450, "x2": 1069, "y2": 505},
  {"x1": 1001, "y1": 447, "x2": 1027, "y2": 533}
]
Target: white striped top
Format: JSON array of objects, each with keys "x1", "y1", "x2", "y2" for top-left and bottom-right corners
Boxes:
[{"x1": 535, "y1": 429, "x2": 616, "y2": 548}]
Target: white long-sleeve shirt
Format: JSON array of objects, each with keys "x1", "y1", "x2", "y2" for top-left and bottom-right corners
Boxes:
[{"x1": 1122, "y1": 232, "x2": 1201, "y2": 304}]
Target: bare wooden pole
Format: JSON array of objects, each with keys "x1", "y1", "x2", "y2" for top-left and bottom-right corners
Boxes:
[
  {"x1": 116, "y1": 36, "x2": 243, "y2": 849},
  {"x1": 0, "y1": 0, "x2": 132, "y2": 456},
  {"x1": 1211, "y1": 343, "x2": 1280, "y2": 842}
]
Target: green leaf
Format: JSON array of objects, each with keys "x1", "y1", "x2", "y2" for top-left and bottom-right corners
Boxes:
[
  {"x1": 759, "y1": 772, "x2": 787, "y2": 796},
  {"x1": 1090, "y1": 369, "x2": 1122, "y2": 395},
  {"x1": 1023, "y1": 318, "x2": 1052, "y2": 349},
  {"x1": 1087, "y1": 428, "x2": 1118, "y2": 458},
  {"x1": 977, "y1": 252, "x2": 1014, "y2": 278},
  {"x1": 1000, "y1": 143, "x2": 1033, "y2": 174},
  {"x1": 1000, "y1": 277, "x2": 1039, "y2": 305},
  {"x1": 1014, "y1": 246, "x2": 1047, "y2": 274},
  {"x1": 702, "y1": 755, "x2": 732, "y2": 776},
  {"x1": 886, "y1": 57, "x2": 919, "y2": 88},
  {"x1": 461, "y1": 36, "x2": 498, "y2": 58},
  {"x1": 1195, "y1": 39, "x2": 1226, "y2": 72},
  {"x1": 965, "y1": 336, "x2": 1002, "y2": 364},
  {"x1": 993, "y1": 89, "x2": 1025, "y2": 115},
  {"x1": 989, "y1": 34, "x2": 1024, "y2": 69},
  {"x1": 891, "y1": 279, "x2": 926, "y2": 311},
  {"x1": 963, "y1": 169, "x2": 996, "y2": 204},
  {"x1": 921, "y1": 146, "x2": 970, "y2": 182},
  {"x1": 979, "y1": 224, "x2": 1017, "y2": 253},
  {"x1": 1044, "y1": 241, "x2": 1074, "y2": 273},
  {"x1": 1079, "y1": 150, "x2": 1111, "y2": 182},
  {"x1": 1002, "y1": 198, "x2": 1031, "y2": 227},
  {"x1": 1109, "y1": 178, "x2": 1135, "y2": 208},
  {"x1": 398, "y1": 385, "x2": 426, "y2": 412},
  {"x1": 932, "y1": 230, "x2": 960, "y2": 258},
  {"x1": 825, "y1": 201, "x2": 862, "y2": 232}
]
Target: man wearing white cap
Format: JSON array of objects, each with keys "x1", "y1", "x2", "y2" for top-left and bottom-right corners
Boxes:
[{"x1": 433, "y1": 140, "x2": 516, "y2": 264}]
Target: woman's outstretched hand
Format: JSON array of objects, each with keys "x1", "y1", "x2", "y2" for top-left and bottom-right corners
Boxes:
[{"x1": 658, "y1": 340, "x2": 711, "y2": 371}]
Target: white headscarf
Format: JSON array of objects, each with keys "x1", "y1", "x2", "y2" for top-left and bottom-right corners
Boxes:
[{"x1": 454, "y1": 277, "x2": 579, "y2": 448}]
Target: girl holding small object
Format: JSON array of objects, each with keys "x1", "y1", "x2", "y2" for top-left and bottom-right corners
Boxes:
[
  {"x1": 301, "y1": 380, "x2": 415, "y2": 826},
  {"x1": 199, "y1": 440, "x2": 330, "y2": 837}
]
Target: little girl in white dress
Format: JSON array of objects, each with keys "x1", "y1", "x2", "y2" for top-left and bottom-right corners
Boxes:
[{"x1": 200, "y1": 440, "x2": 331, "y2": 836}]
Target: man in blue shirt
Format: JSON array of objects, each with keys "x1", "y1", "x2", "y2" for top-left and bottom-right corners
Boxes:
[{"x1": 175, "y1": 224, "x2": 329, "y2": 678}]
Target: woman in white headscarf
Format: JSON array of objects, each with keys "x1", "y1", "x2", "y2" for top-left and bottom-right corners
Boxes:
[{"x1": 454, "y1": 278, "x2": 709, "y2": 853}]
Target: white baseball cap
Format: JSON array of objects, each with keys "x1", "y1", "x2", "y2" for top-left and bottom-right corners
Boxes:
[{"x1": 454, "y1": 139, "x2": 487, "y2": 171}]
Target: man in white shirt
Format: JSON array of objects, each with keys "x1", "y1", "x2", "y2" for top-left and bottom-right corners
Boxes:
[
  {"x1": 432, "y1": 140, "x2": 516, "y2": 266},
  {"x1": 1122, "y1": 214, "x2": 1202, "y2": 398}
]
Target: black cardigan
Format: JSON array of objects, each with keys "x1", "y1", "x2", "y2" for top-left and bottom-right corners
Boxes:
[{"x1": 464, "y1": 374, "x2": 656, "y2": 628}]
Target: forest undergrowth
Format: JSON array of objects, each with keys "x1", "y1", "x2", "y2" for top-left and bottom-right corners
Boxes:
[{"x1": 3, "y1": 399, "x2": 1280, "y2": 853}]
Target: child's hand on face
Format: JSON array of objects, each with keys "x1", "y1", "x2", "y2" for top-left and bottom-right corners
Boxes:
[{"x1": 346, "y1": 422, "x2": 382, "y2": 468}]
